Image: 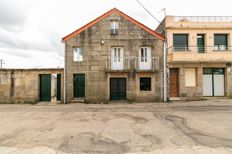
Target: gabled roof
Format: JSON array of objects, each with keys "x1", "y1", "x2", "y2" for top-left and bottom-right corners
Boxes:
[{"x1": 62, "y1": 8, "x2": 165, "y2": 41}]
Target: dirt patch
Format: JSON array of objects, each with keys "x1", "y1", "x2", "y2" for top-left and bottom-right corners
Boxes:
[{"x1": 59, "y1": 133, "x2": 129, "y2": 154}]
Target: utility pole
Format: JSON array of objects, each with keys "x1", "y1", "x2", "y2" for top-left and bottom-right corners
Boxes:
[{"x1": 0, "y1": 59, "x2": 4, "y2": 68}]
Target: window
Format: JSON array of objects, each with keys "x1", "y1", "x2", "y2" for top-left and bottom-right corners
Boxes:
[
  {"x1": 73, "y1": 47, "x2": 83, "y2": 62},
  {"x1": 214, "y1": 34, "x2": 228, "y2": 51},
  {"x1": 173, "y1": 34, "x2": 188, "y2": 51},
  {"x1": 184, "y1": 68, "x2": 196, "y2": 87},
  {"x1": 110, "y1": 21, "x2": 119, "y2": 35},
  {"x1": 197, "y1": 34, "x2": 205, "y2": 53},
  {"x1": 113, "y1": 47, "x2": 122, "y2": 62},
  {"x1": 140, "y1": 77, "x2": 151, "y2": 91},
  {"x1": 140, "y1": 47, "x2": 149, "y2": 62}
]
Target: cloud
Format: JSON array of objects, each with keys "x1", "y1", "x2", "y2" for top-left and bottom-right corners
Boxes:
[
  {"x1": 0, "y1": 28, "x2": 62, "y2": 54},
  {"x1": 0, "y1": 0, "x2": 30, "y2": 32}
]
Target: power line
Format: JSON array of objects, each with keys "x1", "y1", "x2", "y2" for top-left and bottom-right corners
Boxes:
[{"x1": 135, "y1": 0, "x2": 161, "y2": 24}]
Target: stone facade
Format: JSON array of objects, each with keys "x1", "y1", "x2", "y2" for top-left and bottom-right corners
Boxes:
[
  {"x1": 156, "y1": 16, "x2": 232, "y2": 100},
  {"x1": 64, "y1": 10, "x2": 164, "y2": 103},
  {"x1": 0, "y1": 69, "x2": 63, "y2": 104}
]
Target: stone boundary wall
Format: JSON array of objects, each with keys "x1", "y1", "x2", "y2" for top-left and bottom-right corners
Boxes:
[{"x1": 0, "y1": 68, "x2": 63, "y2": 104}]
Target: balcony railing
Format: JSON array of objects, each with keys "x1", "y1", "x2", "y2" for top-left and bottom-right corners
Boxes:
[
  {"x1": 106, "y1": 57, "x2": 130, "y2": 71},
  {"x1": 174, "y1": 16, "x2": 232, "y2": 22},
  {"x1": 169, "y1": 46, "x2": 232, "y2": 52},
  {"x1": 135, "y1": 57, "x2": 159, "y2": 71},
  {"x1": 106, "y1": 57, "x2": 160, "y2": 71}
]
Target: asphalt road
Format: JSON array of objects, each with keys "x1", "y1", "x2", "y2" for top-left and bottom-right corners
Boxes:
[{"x1": 0, "y1": 100, "x2": 232, "y2": 154}]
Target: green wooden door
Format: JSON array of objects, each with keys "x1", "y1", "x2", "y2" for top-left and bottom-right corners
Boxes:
[
  {"x1": 74, "y1": 74, "x2": 85, "y2": 98},
  {"x1": 40, "y1": 74, "x2": 51, "y2": 101},
  {"x1": 110, "y1": 78, "x2": 126, "y2": 100},
  {"x1": 197, "y1": 34, "x2": 205, "y2": 53},
  {"x1": 57, "y1": 74, "x2": 61, "y2": 101}
]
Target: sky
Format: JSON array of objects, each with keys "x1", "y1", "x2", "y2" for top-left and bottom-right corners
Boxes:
[{"x1": 0, "y1": 0, "x2": 232, "y2": 68}]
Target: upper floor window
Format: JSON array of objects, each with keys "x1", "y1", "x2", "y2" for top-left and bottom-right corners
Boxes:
[
  {"x1": 214, "y1": 34, "x2": 228, "y2": 51},
  {"x1": 173, "y1": 34, "x2": 188, "y2": 51},
  {"x1": 110, "y1": 21, "x2": 119, "y2": 35},
  {"x1": 73, "y1": 47, "x2": 83, "y2": 62}
]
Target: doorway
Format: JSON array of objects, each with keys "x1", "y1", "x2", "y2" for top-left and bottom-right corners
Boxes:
[
  {"x1": 39, "y1": 74, "x2": 51, "y2": 101},
  {"x1": 169, "y1": 68, "x2": 179, "y2": 97},
  {"x1": 203, "y1": 68, "x2": 225, "y2": 96},
  {"x1": 73, "y1": 74, "x2": 85, "y2": 98},
  {"x1": 110, "y1": 78, "x2": 126, "y2": 100}
]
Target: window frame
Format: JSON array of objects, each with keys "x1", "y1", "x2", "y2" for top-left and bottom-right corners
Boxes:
[
  {"x1": 73, "y1": 47, "x2": 83, "y2": 62},
  {"x1": 140, "y1": 77, "x2": 152, "y2": 91},
  {"x1": 213, "y1": 34, "x2": 228, "y2": 51},
  {"x1": 110, "y1": 20, "x2": 119, "y2": 35},
  {"x1": 173, "y1": 34, "x2": 189, "y2": 51}
]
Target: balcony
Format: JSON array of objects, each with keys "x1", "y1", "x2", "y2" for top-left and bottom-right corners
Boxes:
[
  {"x1": 106, "y1": 57, "x2": 130, "y2": 72},
  {"x1": 168, "y1": 46, "x2": 232, "y2": 63},
  {"x1": 106, "y1": 57, "x2": 160, "y2": 72},
  {"x1": 135, "y1": 57, "x2": 160, "y2": 72}
]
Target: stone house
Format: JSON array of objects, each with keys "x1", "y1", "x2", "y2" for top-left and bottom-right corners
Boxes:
[
  {"x1": 156, "y1": 16, "x2": 232, "y2": 100},
  {"x1": 0, "y1": 68, "x2": 63, "y2": 104},
  {"x1": 62, "y1": 8, "x2": 165, "y2": 103}
]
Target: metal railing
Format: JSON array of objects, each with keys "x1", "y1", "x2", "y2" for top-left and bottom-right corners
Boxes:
[
  {"x1": 169, "y1": 46, "x2": 232, "y2": 52},
  {"x1": 106, "y1": 57, "x2": 130, "y2": 71},
  {"x1": 174, "y1": 16, "x2": 232, "y2": 22},
  {"x1": 134, "y1": 57, "x2": 159, "y2": 71}
]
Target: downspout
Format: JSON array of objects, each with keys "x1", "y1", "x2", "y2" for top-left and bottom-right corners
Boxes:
[
  {"x1": 62, "y1": 41, "x2": 66, "y2": 104},
  {"x1": 163, "y1": 41, "x2": 168, "y2": 102}
]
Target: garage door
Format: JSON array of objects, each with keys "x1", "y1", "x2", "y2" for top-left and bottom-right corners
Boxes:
[{"x1": 203, "y1": 68, "x2": 224, "y2": 96}]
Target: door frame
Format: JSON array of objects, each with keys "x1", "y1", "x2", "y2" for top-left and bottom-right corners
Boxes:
[
  {"x1": 56, "y1": 74, "x2": 61, "y2": 101},
  {"x1": 139, "y1": 47, "x2": 151, "y2": 70},
  {"x1": 169, "y1": 68, "x2": 179, "y2": 97},
  {"x1": 109, "y1": 77, "x2": 127, "y2": 101},
  {"x1": 39, "y1": 74, "x2": 51, "y2": 102},
  {"x1": 111, "y1": 47, "x2": 124, "y2": 70},
  {"x1": 197, "y1": 34, "x2": 205, "y2": 53},
  {"x1": 73, "y1": 74, "x2": 85, "y2": 98},
  {"x1": 203, "y1": 68, "x2": 225, "y2": 97}
]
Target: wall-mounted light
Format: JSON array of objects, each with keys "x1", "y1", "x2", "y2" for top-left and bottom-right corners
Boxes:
[{"x1": 101, "y1": 40, "x2": 105, "y2": 45}]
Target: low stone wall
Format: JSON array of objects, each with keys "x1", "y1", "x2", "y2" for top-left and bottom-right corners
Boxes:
[{"x1": 0, "y1": 68, "x2": 63, "y2": 104}]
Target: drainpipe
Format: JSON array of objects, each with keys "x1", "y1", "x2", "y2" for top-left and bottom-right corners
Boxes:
[
  {"x1": 62, "y1": 41, "x2": 66, "y2": 104},
  {"x1": 163, "y1": 41, "x2": 168, "y2": 102}
]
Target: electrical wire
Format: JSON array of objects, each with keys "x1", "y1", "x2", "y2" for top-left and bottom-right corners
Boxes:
[{"x1": 135, "y1": 0, "x2": 161, "y2": 24}]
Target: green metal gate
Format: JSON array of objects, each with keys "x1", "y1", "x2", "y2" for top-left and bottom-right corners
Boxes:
[
  {"x1": 73, "y1": 74, "x2": 85, "y2": 98},
  {"x1": 57, "y1": 74, "x2": 61, "y2": 101},
  {"x1": 110, "y1": 78, "x2": 126, "y2": 100},
  {"x1": 40, "y1": 74, "x2": 51, "y2": 101}
]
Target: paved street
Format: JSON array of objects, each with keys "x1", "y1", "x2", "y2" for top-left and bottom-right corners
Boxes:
[{"x1": 0, "y1": 100, "x2": 232, "y2": 154}]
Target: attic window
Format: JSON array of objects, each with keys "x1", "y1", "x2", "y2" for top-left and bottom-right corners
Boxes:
[{"x1": 110, "y1": 21, "x2": 119, "y2": 35}]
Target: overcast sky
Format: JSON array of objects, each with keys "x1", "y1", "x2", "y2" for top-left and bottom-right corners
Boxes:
[{"x1": 0, "y1": 0, "x2": 232, "y2": 68}]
